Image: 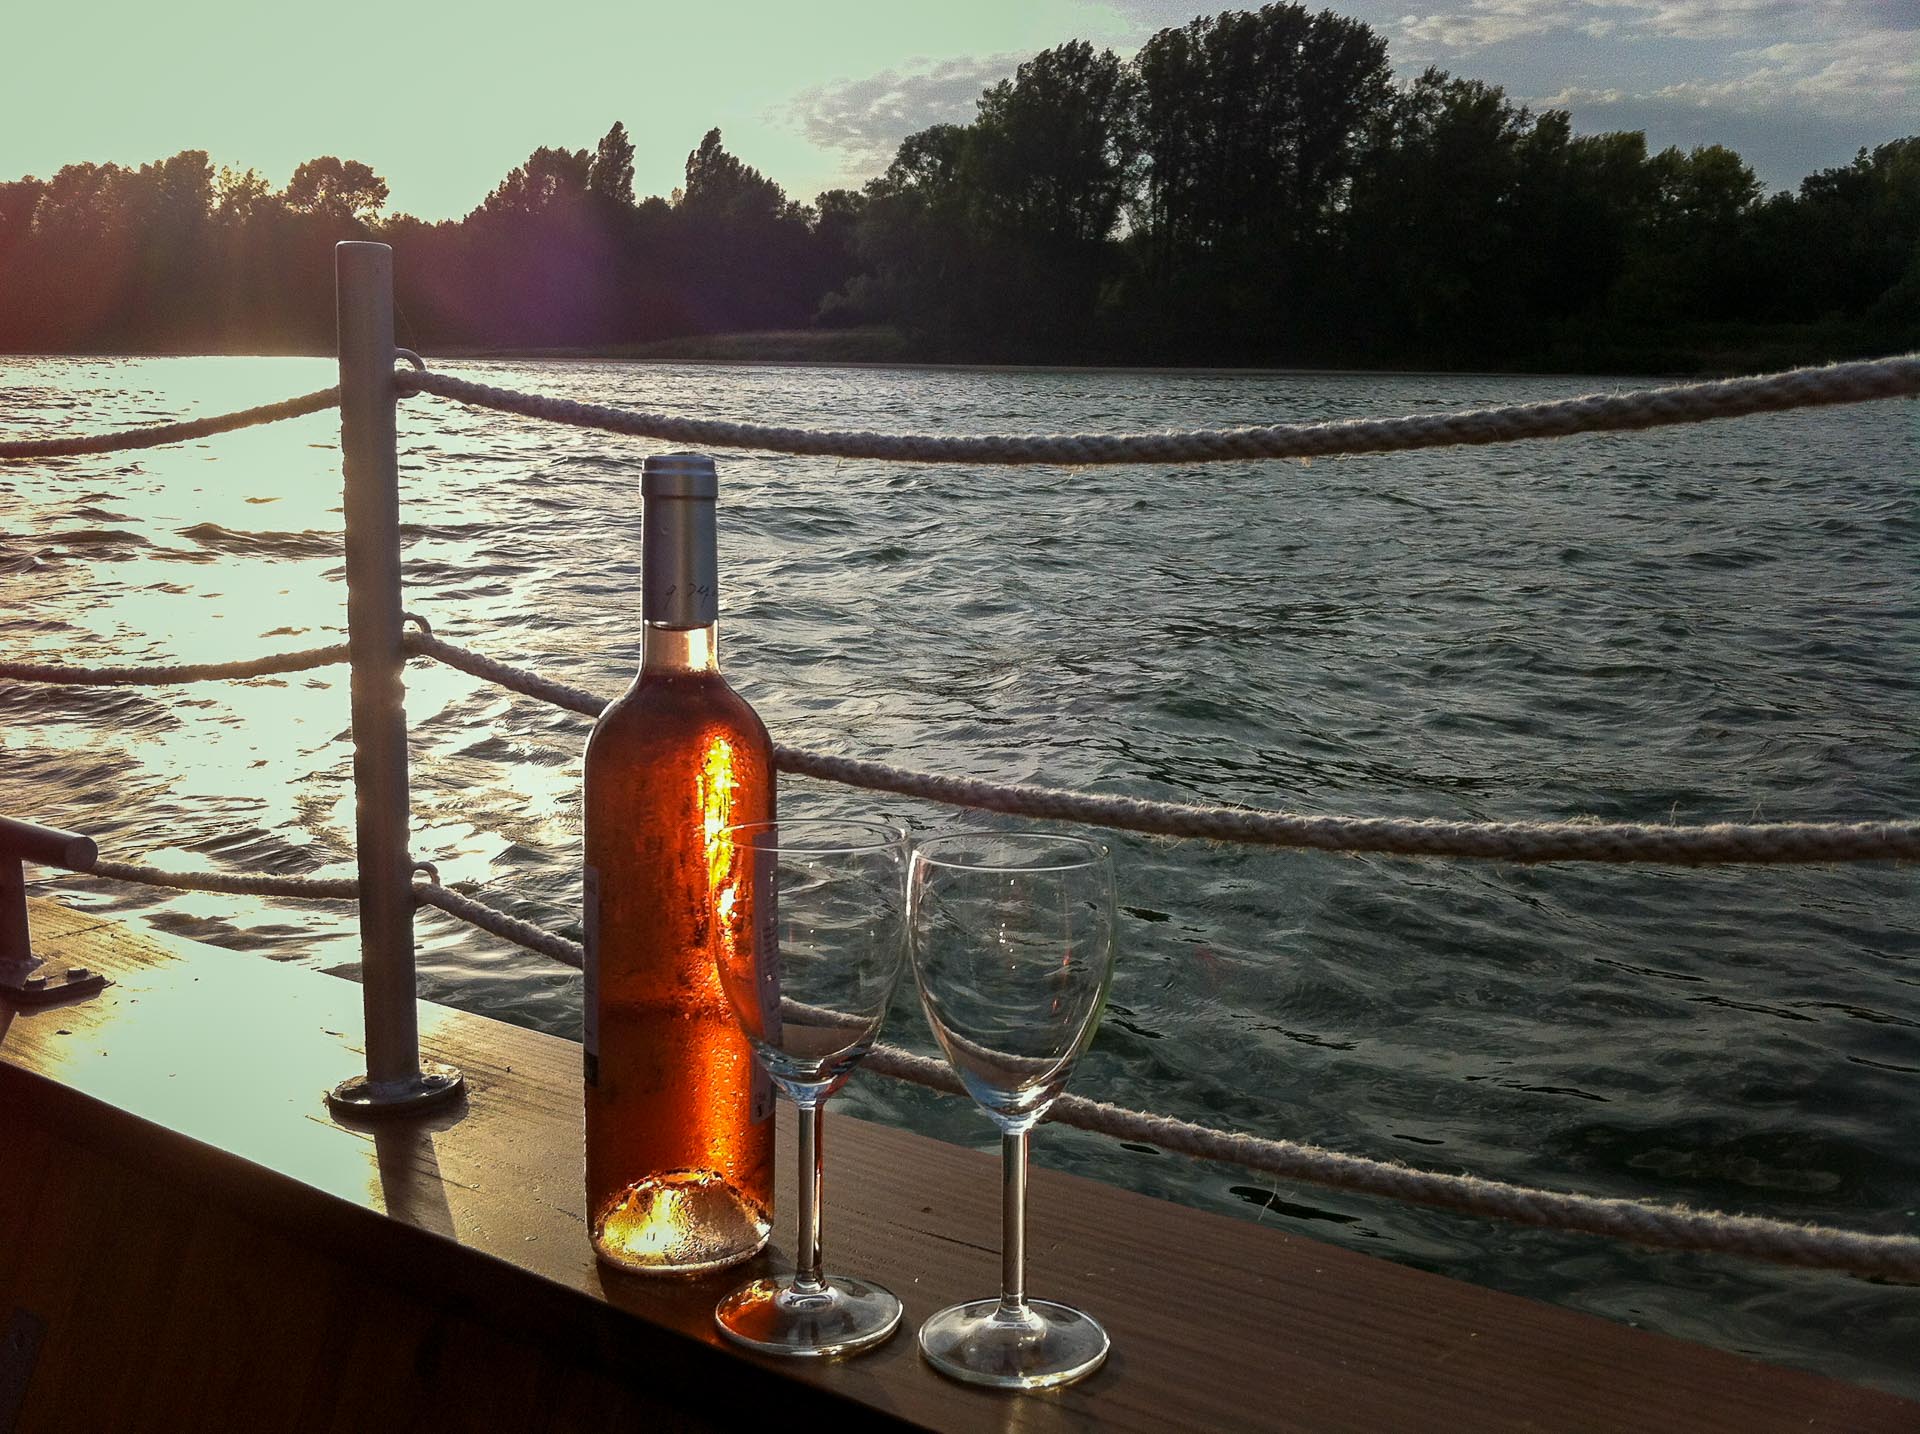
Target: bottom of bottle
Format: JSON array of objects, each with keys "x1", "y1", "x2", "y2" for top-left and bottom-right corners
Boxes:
[{"x1": 590, "y1": 1168, "x2": 772, "y2": 1276}]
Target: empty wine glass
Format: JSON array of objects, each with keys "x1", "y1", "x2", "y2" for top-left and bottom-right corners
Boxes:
[
  {"x1": 908, "y1": 831, "x2": 1117, "y2": 1390},
  {"x1": 708, "y1": 817, "x2": 910, "y2": 1358}
]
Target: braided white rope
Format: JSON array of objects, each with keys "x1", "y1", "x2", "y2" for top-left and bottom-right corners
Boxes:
[
  {"x1": 0, "y1": 643, "x2": 352, "y2": 686},
  {"x1": 405, "y1": 633, "x2": 1920, "y2": 866},
  {"x1": 6, "y1": 630, "x2": 1913, "y2": 864},
  {"x1": 64, "y1": 856, "x2": 579, "y2": 962},
  {"x1": 0, "y1": 387, "x2": 342, "y2": 461},
  {"x1": 361, "y1": 889, "x2": 1920, "y2": 1281},
  {"x1": 859, "y1": 1044, "x2": 1920, "y2": 1281},
  {"x1": 398, "y1": 353, "x2": 1920, "y2": 465},
  {"x1": 405, "y1": 628, "x2": 603, "y2": 715},
  {"x1": 42, "y1": 836, "x2": 1920, "y2": 1278},
  {"x1": 776, "y1": 749, "x2": 1920, "y2": 866},
  {"x1": 84, "y1": 858, "x2": 360, "y2": 899},
  {"x1": 4, "y1": 354, "x2": 1913, "y2": 467},
  {"x1": 414, "y1": 881, "x2": 584, "y2": 968}
]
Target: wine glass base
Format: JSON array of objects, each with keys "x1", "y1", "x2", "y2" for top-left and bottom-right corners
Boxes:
[
  {"x1": 918, "y1": 1298, "x2": 1110, "y2": 1390},
  {"x1": 715, "y1": 1274, "x2": 902, "y2": 1359}
]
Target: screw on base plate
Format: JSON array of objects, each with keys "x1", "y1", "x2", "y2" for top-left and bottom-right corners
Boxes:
[
  {"x1": 326, "y1": 1060, "x2": 465, "y2": 1119},
  {"x1": 0, "y1": 965, "x2": 110, "y2": 1007}
]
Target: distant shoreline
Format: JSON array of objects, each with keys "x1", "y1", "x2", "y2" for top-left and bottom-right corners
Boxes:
[
  {"x1": 440, "y1": 353, "x2": 1635, "y2": 382},
  {"x1": 5, "y1": 319, "x2": 1890, "y2": 383},
  {"x1": 433, "y1": 328, "x2": 1686, "y2": 379}
]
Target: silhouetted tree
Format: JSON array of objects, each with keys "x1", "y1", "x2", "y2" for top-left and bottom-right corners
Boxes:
[
  {"x1": 0, "y1": 11, "x2": 1911, "y2": 366},
  {"x1": 1609, "y1": 144, "x2": 1763, "y2": 323},
  {"x1": 1338, "y1": 72, "x2": 1559, "y2": 361},
  {"x1": 673, "y1": 130, "x2": 815, "y2": 332},
  {"x1": 463, "y1": 146, "x2": 612, "y2": 343},
  {"x1": 845, "y1": 125, "x2": 980, "y2": 345},
  {"x1": 1130, "y1": 3, "x2": 1391, "y2": 356},
  {"x1": 1790, "y1": 139, "x2": 1920, "y2": 327},
  {"x1": 969, "y1": 42, "x2": 1139, "y2": 345},
  {"x1": 589, "y1": 122, "x2": 636, "y2": 208},
  {"x1": 284, "y1": 157, "x2": 389, "y2": 221},
  {"x1": 680, "y1": 129, "x2": 788, "y2": 223},
  {"x1": 476, "y1": 147, "x2": 592, "y2": 219}
]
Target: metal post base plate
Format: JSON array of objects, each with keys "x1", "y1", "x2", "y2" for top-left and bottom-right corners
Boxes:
[
  {"x1": 0, "y1": 966, "x2": 111, "y2": 1007},
  {"x1": 326, "y1": 1060, "x2": 465, "y2": 1119}
]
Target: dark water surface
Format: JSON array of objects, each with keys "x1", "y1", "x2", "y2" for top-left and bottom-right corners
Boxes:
[{"x1": 2, "y1": 356, "x2": 1915, "y2": 1395}]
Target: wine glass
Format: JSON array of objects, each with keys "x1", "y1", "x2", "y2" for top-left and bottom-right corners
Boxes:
[
  {"x1": 707, "y1": 816, "x2": 910, "y2": 1358},
  {"x1": 907, "y1": 831, "x2": 1118, "y2": 1390}
]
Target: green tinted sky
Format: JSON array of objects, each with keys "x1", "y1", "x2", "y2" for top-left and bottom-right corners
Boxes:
[
  {"x1": 3, "y1": 1, "x2": 1909, "y2": 216},
  {"x1": 4, "y1": 0, "x2": 1140, "y2": 218}
]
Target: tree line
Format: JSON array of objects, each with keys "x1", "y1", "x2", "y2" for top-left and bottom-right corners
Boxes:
[{"x1": 2, "y1": 4, "x2": 1915, "y2": 368}]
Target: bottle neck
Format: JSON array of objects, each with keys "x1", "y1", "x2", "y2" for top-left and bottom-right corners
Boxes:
[
  {"x1": 641, "y1": 623, "x2": 719, "y2": 675},
  {"x1": 640, "y1": 488, "x2": 721, "y2": 675},
  {"x1": 642, "y1": 493, "x2": 719, "y2": 630}
]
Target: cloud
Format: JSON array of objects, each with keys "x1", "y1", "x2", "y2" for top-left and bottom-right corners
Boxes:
[
  {"x1": 1396, "y1": 0, "x2": 1577, "y2": 49},
  {"x1": 783, "y1": 55, "x2": 1022, "y2": 174},
  {"x1": 1537, "y1": 27, "x2": 1916, "y2": 118},
  {"x1": 1393, "y1": 0, "x2": 1899, "y2": 51},
  {"x1": 1719, "y1": 28, "x2": 1920, "y2": 114},
  {"x1": 1536, "y1": 85, "x2": 1631, "y2": 105},
  {"x1": 1609, "y1": 1, "x2": 1832, "y2": 40},
  {"x1": 1531, "y1": 28, "x2": 1915, "y2": 189},
  {"x1": 1551, "y1": 93, "x2": 1900, "y2": 189}
]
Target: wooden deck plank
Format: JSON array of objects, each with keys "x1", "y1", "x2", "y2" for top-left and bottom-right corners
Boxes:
[{"x1": 3, "y1": 896, "x2": 1914, "y2": 1434}]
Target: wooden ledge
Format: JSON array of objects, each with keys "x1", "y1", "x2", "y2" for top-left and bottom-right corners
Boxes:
[{"x1": 2, "y1": 898, "x2": 1914, "y2": 1433}]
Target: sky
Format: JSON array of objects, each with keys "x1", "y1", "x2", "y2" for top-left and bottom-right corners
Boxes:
[{"x1": 3, "y1": 1, "x2": 1913, "y2": 220}]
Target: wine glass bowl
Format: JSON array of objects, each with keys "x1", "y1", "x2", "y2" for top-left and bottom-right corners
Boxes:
[
  {"x1": 712, "y1": 823, "x2": 906, "y2": 1094},
  {"x1": 707, "y1": 817, "x2": 910, "y2": 1359},
  {"x1": 908, "y1": 831, "x2": 1118, "y2": 1390},
  {"x1": 910, "y1": 832, "x2": 1116, "y2": 1131}
]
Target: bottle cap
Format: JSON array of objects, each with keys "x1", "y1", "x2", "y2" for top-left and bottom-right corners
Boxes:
[{"x1": 642, "y1": 452, "x2": 719, "y2": 499}]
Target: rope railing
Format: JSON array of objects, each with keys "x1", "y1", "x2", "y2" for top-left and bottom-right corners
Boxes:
[
  {"x1": 413, "y1": 879, "x2": 585, "y2": 969},
  {"x1": 858, "y1": 1046, "x2": 1920, "y2": 1282},
  {"x1": 86, "y1": 858, "x2": 360, "y2": 900},
  {"x1": 34, "y1": 845, "x2": 1920, "y2": 1282},
  {"x1": 3, "y1": 354, "x2": 1915, "y2": 467},
  {"x1": 6, "y1": 626, "x2": 1915, "y2": 865},
  {"x1": 0, "y1": 643, "x2": 353, "y2": 687},
  {"x1": 395, "y1": 353, "x2": 1920, "y2": 465},
  {"x1": 404, "y1": 627, "x2": 1920, "y2": 866},
  {"x1": 37, "y1": 830, "x2": 1920, "y2": 1274},
  {"x1": 0, "y1": 387, "x2": 341, "y2": 461},
  {"x1": 405, "y1": 623, "x2": 603, "y2": 716},
  {"x1": 767, "y1": 748, "x2": 1920, "y2": 866}
]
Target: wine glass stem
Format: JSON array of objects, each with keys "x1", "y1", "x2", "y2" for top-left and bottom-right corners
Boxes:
[
  {"x1": 795, "y1": 1097, "x2": 827, "y2": 1293},
  {"x1": 998, "y1": 1128, "x2": 1028, "y2": 1317}
]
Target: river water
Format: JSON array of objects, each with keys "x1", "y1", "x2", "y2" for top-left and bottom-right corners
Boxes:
[{"x1": 2, "y1": 355, "x2": 1915, "y2": 1395}]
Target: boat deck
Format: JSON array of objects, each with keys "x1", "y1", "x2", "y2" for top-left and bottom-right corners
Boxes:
[{"x1": 2, "y1": 897, "x2": 1913, "y2": 1433}]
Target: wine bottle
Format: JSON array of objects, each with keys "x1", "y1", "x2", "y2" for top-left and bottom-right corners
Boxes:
[{"x1": 583, "y1": 452, "x2": 775, "y2": 1274}]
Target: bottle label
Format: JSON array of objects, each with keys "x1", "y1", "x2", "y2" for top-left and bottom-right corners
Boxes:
[
  {"x1": 752, "y1": 1060, "x2": 776, "y2": 1124},
  {"x1": 751, "y1": 844, "x2": 778, "y2": 1125},
  {"x1": 582, "y1": 863, "x2": 601, "y2": 1086}
]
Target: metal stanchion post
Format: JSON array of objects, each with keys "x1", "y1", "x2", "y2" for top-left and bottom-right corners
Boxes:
[
  {"x1": 327, "y1": 240, "x2": 462, "y2": 1117},
  {"x1": 0, "y1": 816, "x2": 106, "y2": 1005}
]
